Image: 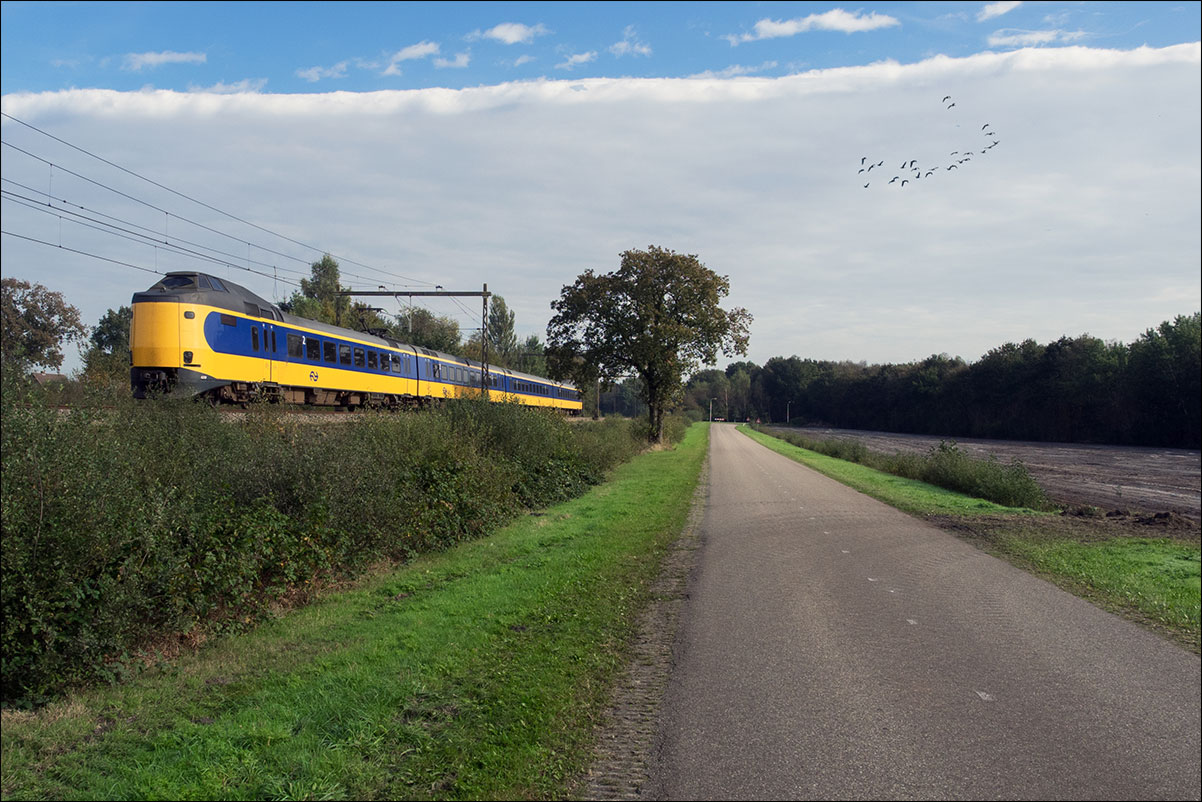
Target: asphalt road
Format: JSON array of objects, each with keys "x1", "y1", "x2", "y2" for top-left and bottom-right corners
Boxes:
[{"x1": 645, "y1": 424, "x2": 1201, "y2": 800}]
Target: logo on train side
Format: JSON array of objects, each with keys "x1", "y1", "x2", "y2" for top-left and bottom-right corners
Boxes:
[{"x1": 309, "y1": 371, "x2": 319, "y2": 382}]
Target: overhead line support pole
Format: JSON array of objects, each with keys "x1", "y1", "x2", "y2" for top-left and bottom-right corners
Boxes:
[{"x1": 338, "y1": 285, "x2": 493, "y2": 399}]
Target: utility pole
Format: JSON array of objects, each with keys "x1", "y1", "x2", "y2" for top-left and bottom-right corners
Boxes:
[{"x1": 481, "y1": 284, "x2": 489, "y2": 399}]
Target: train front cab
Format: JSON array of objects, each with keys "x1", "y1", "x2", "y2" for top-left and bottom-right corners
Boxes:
[{"x1": 130, "y1": 274, "x2": 237, "y2": 398}]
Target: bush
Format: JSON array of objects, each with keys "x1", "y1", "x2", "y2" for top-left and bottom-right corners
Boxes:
[
  {"x1": 752, "y1": 426, "x2": 1051, "y2": 512},
  {"x1": 1, "y1": 377, "x2": 653, "y2": 706}
]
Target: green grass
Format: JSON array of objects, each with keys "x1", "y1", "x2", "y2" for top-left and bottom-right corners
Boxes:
[
  {"x1": 0, "y1": 425, "x2": 710, "y2": 801},
  {"x1": 738, "y1": 424, "x2": 1200, "y2": 652},
  {"x1": 997, "y1": 533, "x2": 1200, "y2": 646},
  {"x1": 737, "y1": 425, "x2": 1044, "y2": 516}
]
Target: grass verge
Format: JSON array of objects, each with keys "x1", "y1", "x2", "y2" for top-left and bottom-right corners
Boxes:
[
  {"x1": 739, "y1": 425, "x2": 1200, "y2": 653},
  {"x1": 0, "y1": 424, "x2": 709, "y2": 801},
  {"x1": 738, "y1": 425, "x2": 1044, "y2": 517}
]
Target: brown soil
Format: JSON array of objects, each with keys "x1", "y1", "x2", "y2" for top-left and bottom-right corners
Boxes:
[{"x1": 769, "y1": 426, "x2": 1201, "y2": 522}]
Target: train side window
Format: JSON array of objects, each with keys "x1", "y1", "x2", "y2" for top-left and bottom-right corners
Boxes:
[
  {"x1": 431, "y1": 362, "x2": 440, "y2": 380},
  {"x1": 339, "y1": 344, "x2": 351, "y2": 365},
  {"x1": 287, "y1": 333, "x2": 303, "y2": 358},
  {"x1": 391, "y1": 354, "x2": 401, "y2": 373},
  {"x1": 209, "y1": 277, "x2": 228, "y2": 292},
  {"x1": 220, "y1": 314, "x2": 236, "y2": 326},
  {"x1": 324, "y1": 341, "x2": 336, "y2": 363},
  {"x1": 354, "y1": 348, "x2": 365, "y2": 368},
  {"x1": 367, "y1": 351, "x2": 378, "y2": 370},
  {"x1": 306, "y1": 337, "x2": 321, "y2": 360},
  {"x1": 198, "y1": 275, "x2": 212, "y2": 290},
  {"x1": 251, "y1": 326, "x2": 259, "y2": 352}
]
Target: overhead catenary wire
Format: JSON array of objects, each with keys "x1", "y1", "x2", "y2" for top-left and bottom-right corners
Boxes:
[
  {"x1": 1, "y1": 142, "x2": 402, "y2": 289},
  {"x1": 2, "y1": 178, "x2": 309, "y2": 281},
  {"x1": 1, "y1": 111, "x2": 437, "y2": 288},
  {"x1": 2, "y1": 188, "x2": 303, "y2": 288}
]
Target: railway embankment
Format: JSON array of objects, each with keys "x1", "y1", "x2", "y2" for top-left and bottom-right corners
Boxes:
[
  {"x1": 1, "y1": 375, "x2": 680, "y2": 708},
  {"x1": 0, "y1": 404, "x2": 707, "y2": 800}
]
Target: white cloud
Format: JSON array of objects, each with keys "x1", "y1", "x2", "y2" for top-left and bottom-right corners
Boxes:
[
  {"x1": 610, "y1": 25, "x2": 652, "y2": 58},
  {"x1": 186, "y1": 78, "x2": 268, "y2": 94},
  {"x1": 977, "y1": 2, "x2": 1022, "y2": 23},
  {"x1": 296, "y1": 62, "x2": 349, "y2": 82},
  {"x1": 555, "y1": 52, "x2": 597, "y2": 70},
  {"x1": 689, "y1": 61, "x2": 779, "y2": 79},
  {"x1": 383, "y1": 41, "x2": 440, "y2": 76},
  {"x1": 468, "y1": 23, "x2": 549, "y2": 45},
  {"x1": 2, "y1": 43, "x2": 1197, "y2": 376},
  {"x1": 988, "y1": 29, "x2": 1086, "y2": 48},
  {"x1": 512, "y1": 54, "x2": 536, "y2": 67},
  {"x1": 726, "y1": 9, "x2": 900, "y2": 45},
  {"x1": 122, "y1": 51, "x2": 207, "y2": 71},
  {"x1": 435, "y1": 52, "x2": 471, "y2": 69}
]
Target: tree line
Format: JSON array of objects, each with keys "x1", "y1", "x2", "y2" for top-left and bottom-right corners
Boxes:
[{"x1": 682, "y1": 313, "x2": 1201, "y2": 449}]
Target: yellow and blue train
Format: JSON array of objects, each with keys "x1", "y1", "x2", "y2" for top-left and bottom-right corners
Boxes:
[{"x1": 130, "y1": 271, "x2": 582, "y2": 413}]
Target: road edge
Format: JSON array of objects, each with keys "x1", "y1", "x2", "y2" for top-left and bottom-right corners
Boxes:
[{"x1": 574, "y1": 430, "x2": 711, "y2": 800}]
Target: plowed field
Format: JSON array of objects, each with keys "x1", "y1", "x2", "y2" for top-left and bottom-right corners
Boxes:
[{"x1": 764, "y1": 426, "x2": 1201, "y2": 522}]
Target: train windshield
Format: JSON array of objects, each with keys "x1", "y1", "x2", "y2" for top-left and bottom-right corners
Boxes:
[{"x1": 156, "y1": 275, "x2": 197, "y2": 290}]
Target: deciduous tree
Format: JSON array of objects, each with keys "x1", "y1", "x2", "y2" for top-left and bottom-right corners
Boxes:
[
  {"x1": 547, "y1": 246, "x2": 752, "y2": 442},
  {"x1": 1, "y1": 278, "x2": 86, "y2": 372}
]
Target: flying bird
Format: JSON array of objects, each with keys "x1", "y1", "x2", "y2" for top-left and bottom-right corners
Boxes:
[
  {"x1": 901, "y1": 180, "x2": 909, "y2": 186},
  {"x1": 982, "y1": 123, "x2": 990, "y2": 130},
  {"x1": 946, "y1": 103, "x2": 956, "y2": 109},
  {"x1": 947, "y1": 165, "x2": 957, "y2": 170},
  {"x1": 943, "y1": 95, "x2": 952, "y2": 102},
  {"x1": 889, "y1": 176, "x2": 899, "y2": 184},
  {"x1": 861, "y1": 156, "x2": 867, "y2": 165},
  {"x1": 859, "y1": 168, "x2": 865, "y2": 173},
  {"x1": 863, "y1": 182, "x2": 870, "y2": 188},
  {"x1": 925, "y1": 171, "x2": 934, "y2": 177}
]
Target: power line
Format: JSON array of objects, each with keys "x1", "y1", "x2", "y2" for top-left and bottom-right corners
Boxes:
[
  {"x1": 2, "y1": 141, "x2": 397, "y2": 289},
  {"x1": 2, "y1": 191, "x2": 302, "y2": 287},
  {"x1": 1, "y1": 110, "x2": 437, "y2": 287},
  {"x1": 2, "y1": 229, "x2": 164, "y2": 277},
  {"x1": 2, "y1": 178, "x2": 308, "y2": 280}
]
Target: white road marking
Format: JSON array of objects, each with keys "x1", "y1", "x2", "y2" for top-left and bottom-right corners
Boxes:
[
  {"x1": 906, "y1": 619, "x2": 917, "y2": 625},
  {"x1": 975, "y1": 690, "x2": 996, "y2": 702}
]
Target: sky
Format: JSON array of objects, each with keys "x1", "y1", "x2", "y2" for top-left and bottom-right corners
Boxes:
[{"x1": 2, "y1": 1, "x2": 1199, "y2": 376}]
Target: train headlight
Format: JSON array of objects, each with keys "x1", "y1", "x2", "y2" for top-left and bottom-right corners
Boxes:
[{"x1": 183, "y1": 351, "x2": 193, "y2": 364}]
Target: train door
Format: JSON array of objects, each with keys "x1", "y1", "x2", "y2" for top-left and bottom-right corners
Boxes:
[
  {"x1": 249, "y1": 319, "x2": 274, "y2": 383},
  {"x1": 178, "y1": 304, "x2": 200, "y2": 371},
  {"x1": 263, "y1": 320, "x2": 277, "y2": 383}
]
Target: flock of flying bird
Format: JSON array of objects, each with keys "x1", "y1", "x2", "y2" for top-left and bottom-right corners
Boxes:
[{"x1": 857, "y1": 95, "x2": 1001, "y2": 189}]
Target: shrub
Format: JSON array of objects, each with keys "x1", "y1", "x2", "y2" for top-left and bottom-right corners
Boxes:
[
  {"x1": 751, "y1": 426, "x2": 1051, "y2": 512},
  {"x1": 1, "y1": 376, "x2": 654, "y2": 706}
]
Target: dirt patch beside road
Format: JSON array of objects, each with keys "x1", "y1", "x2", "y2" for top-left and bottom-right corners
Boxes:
[{"x1": 765, "y1": 426, "x2": 1201, "y2": 522}]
